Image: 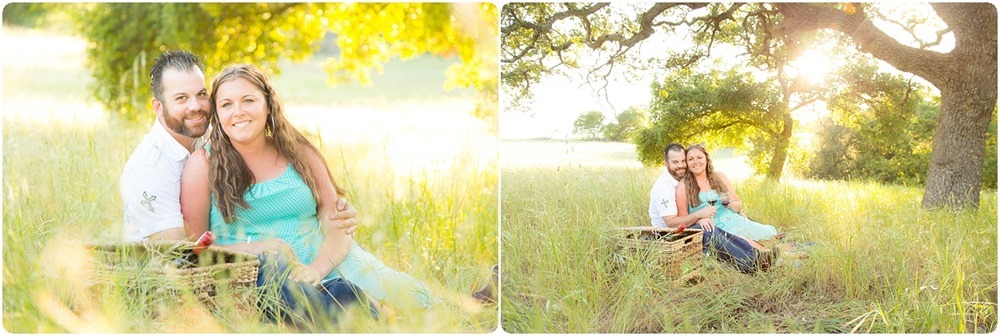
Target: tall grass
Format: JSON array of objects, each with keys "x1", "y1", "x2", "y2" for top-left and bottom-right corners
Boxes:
[
  {"x1": 3, "y1": 26, "x2": 496, "y2": 332},
  {"x1": 501, "y1": 166, "x2": 997, "y2": 333},
  {"x1": 2, "y1": 111, "x2": 497, "y2": 333}
]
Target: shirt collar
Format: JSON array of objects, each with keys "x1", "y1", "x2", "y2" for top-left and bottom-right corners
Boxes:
[
  {"x1": 151, "y1": 119, "x2": 193, "y2": 162},
  {"x1": 665, "y1": 170, "x2": 680, "y2": 185}
]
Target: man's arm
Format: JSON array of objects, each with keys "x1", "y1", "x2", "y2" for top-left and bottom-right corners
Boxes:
[
  {"x1": 664, "y1": 212, "x2": 705, "y2": 229},
  {"x1": 121, "y1": 157, "x2": 186, "y2": 242},
  {"x1": 147, "y1": 228, "x2": 187, "y2": 240}
]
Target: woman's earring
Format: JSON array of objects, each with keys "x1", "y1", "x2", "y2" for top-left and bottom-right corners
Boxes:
[{"x1": 267, "y1": 114, "x2": 275, "y2": 137}]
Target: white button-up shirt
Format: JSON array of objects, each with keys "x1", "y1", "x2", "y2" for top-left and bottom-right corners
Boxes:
[
  {"x1": 120, "y1": 120, "x2": 199, "y2": 241},
  {"x1": 648, "y1": 170, "x2": 680, "y2": 228}
]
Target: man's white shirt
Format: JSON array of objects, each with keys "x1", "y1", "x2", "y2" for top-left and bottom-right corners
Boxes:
[
  {"x1": 648, "y1": 170, "x2": 680, "y2": 228},
  {"x1": 120, "y1": 120, "x2": 198, "y2": 241}
]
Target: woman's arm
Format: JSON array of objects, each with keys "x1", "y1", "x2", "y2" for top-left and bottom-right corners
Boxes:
[
  {"x1": 666, "y1": 181, "x2": 716, "y2": 228},
  {"x1": 672, "y1": 181, "x2": 715, "y2": 230},
  {"x1": 303, "y1": 145, "x2": 353, "y2": 279},
  {"x1": 180, "y1": 149, "x2": 211, "y2": 241},
  {"x1": 180, "y1": 149, "x2": 297, "y2": 258},
  {"x1": 675, "y1": 181, "x2": 689, "y2": 217},
  {"x1": 718, "y1": 172, "x2": 743, "y2": 213}
]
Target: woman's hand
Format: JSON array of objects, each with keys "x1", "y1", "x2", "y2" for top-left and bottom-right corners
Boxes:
[
  {"x1": 245, "y1": 239, "x2": 296, "y2": 260},
  {"x1": 693, "y1": 205, "x2": 717, "y2": 219},
  {"x1": 696, "y1": 217, "x2": 715, "y2": 232},
  {"x1": 717, "y1": 172, "x2": 743, "y2": 213},
  {"x1": 289, "y1": 262, "x2": 323, "y2": 287}
]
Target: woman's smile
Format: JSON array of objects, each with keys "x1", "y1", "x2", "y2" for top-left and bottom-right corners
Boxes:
[{"x1": 214, "y1": 77, "x2": 269, "y2": 144}]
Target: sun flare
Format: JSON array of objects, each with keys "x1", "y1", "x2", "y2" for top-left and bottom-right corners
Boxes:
[{"x1": 789, "y1": 49, "x2": 834, "y2": 85}]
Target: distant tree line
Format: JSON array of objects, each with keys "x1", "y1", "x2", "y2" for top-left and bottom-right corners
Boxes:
[{"x1": 572, "y1": 106, "x2": 649, "y2": 142}]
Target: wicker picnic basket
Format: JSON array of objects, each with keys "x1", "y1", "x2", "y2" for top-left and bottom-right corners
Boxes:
[
  {"x1": 84, "y1": 240, "x2": 259, "y2": 306},
  {"x1": 617, "y1": 227, "x2": 703, "y2": 277}
]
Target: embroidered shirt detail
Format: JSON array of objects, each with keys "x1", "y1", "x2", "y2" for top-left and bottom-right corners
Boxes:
[{"x1": 140, "y1": 191, "x2": 157, "y2": 213}]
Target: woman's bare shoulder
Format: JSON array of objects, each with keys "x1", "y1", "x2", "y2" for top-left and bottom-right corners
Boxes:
[{"x1": 185, "y1": 148, "x2": 210, "y2": 170}]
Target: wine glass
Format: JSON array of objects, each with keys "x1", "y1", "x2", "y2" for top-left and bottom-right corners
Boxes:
[
  {"x1": 719, "y1": 191, "x2": 730, "y2": 207},
  {"x1": 707, "y1": 192, "x2": 720, "y2": 206}
]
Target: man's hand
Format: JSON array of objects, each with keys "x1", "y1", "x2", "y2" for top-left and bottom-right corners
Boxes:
[
  {"x1": 696, "y1": 218, "x2": 715, "y2": 232},
  {"x1": 245, "y1": 239, "x2": 296, "y2": 260},
  {"x1": 693, "y1": 205, "x2": 717, "y2": 219},
  {"x1": 328, "y1": 198, "x2": 359, "y2": 235},
  {"x1": 146, "y1": 227, "x2": 187, "y2": 241},
  {"x1": 289, "y1": 262, "x2": 323, "y2": 287}
]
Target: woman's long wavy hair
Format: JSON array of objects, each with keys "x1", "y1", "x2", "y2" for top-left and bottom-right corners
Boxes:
[
  {"x1": 208, "y1": 64, "x2": 344, "y2": 223},
  {"x1": 683, "y1": 144, "x2": 726, "y2": 208}
]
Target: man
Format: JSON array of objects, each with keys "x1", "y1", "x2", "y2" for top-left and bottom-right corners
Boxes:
[
  {"x1": 648, "y1": 143, "x2": 773, "y2": 273},
  {"x1": 120, "y1": 50, "x2": 358, "y2": 241},
  {"x1": 120, "y1": 50, "x2": 366, "y2": 323},
  {"x1": 649, "y1": 143, "x2": 714, "y2": 228}
]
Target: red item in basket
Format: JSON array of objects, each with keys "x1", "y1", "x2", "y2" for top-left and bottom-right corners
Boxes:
[
  {"x1": 171, "y1": 231, "x2": 214, "y2": 268},
  {"x1": 191, "y1": 231, "x2": 215, "y2": 254}
]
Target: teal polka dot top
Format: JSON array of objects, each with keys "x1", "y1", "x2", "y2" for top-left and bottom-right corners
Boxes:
[
  {"x1": 207, "y1": 154, "x2": 441, "y2": 308},
  {"x1": 209, "y1": 165, "x2": 325, "y2": 270}
]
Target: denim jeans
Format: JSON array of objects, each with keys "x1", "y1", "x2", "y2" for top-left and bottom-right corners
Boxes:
[
  {"x1": 255, "y1": 254, "x2": 377, "y2": 326},
  {"x1": 691, "y1": 224, "x2": 762, "y2": 273}
]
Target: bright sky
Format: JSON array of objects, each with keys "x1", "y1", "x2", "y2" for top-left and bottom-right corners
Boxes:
[{"x1": 501, "y1": 3, "x2": 954, "y2": 140}]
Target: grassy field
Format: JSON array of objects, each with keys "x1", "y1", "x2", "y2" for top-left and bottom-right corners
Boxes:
[
  {"x1": 2, "y1": 27, "x2": 497, "y2": 332},
  {"x1": 500, "y1": 139, "x2": 643, "y2": 169},
  {"x1": 500, "y1": 166, "x2": 997, "y2": 333}
]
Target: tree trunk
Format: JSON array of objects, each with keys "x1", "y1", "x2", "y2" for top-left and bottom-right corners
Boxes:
[
  {"x1": 921, "y1": 80, "x2": 996, "y2": 208},
  {"x1": 767, "y1": 67, "x2": 794, "y2": 181},
  {"x1": 765, "y1": 112, "x2": 793, "y2": 180},
  {"x1": 776, "y1": 3, "x2": 997, "y2": 208}
]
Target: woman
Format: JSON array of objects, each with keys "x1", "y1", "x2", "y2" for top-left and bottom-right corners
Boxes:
[
  {"x1": 675, "y1": 144, "x2": 778, "y2": 242},
  {"x1": 180, "y1": 64, "x2": 439, "y2": 315}
]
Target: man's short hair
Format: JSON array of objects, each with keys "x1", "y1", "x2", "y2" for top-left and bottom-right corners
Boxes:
[
  {"x1": 663, "y1": 142, "x2": 685, "y2": 161},
  {"x1": 149, "y1": 50, "x2": 204, "y2": 101}
]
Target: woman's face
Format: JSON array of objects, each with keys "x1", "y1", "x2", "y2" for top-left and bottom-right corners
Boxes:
[
  {"x1": 686, "y1": 148, "x2": 708, "y2": 175},
  {"x1": 214, "y1": 77, "x2": 269, "y2": 145}
]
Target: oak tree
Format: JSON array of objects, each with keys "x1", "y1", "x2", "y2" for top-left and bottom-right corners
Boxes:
[{"x1": 501, "y1": 3, "x2": 996, "y2": 208}]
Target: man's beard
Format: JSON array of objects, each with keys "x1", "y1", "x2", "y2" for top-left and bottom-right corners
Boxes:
[
  {"x1": 162, "y1": 105, "x2": 207, "y2": 138},
  {"x1": 670, "y1": 167, "x2": 686, "y2": 180}
]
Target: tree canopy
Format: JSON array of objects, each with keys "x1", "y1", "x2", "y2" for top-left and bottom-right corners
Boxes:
[
  {"x1": 603, "y1": 106, "x2": 648, "y2": 142},
  {"x1": 809, "y1": 57, "x2": 942, "y2": 185},
  {"x1": 501, "y1": 3, "x2": 997, "y2": 208},
  {"x1": 572, "y1": 110, "x2": 605, "y2": 140},
  {"x1": 634, "y1": 68, "x2": 781, "y2": 166},
  {"x1": 68, "y1": 3, "x2": 497, "y2": 122}
]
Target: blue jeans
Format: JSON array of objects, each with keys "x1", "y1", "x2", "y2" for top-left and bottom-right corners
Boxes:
[
  {"x1": 255, "y1": 254, "x2": 377, "y2": 326},
  {"x1": 691, "y1": 224, "x2": 763, "y2": 273}
]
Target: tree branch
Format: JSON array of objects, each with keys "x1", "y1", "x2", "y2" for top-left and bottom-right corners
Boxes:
[
  {"x1": 869, "y1": 9, "x2": 953, "y2": 50},
  {"x1": 775, "y1": 3, "x2": 953, "y2": 86},
  {"x1": 583, "y1": 3, "x2": 678, "y2": 49},
  {"x1": 789, "y1": 96, "x2": 820, "y2": 113},
  {"x1": 500, "y1": 3, "x2": 610, "y2": 64},
  {"x1": 929, "y1": 3, "x2": 995, "y2": 49}
]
